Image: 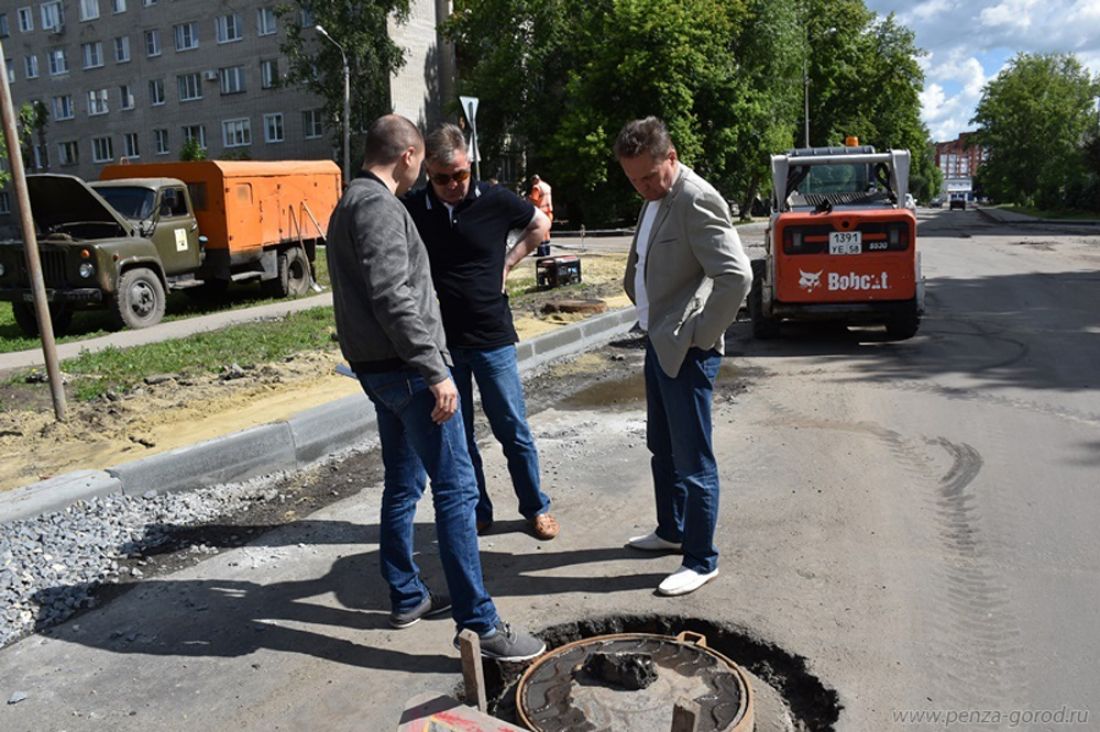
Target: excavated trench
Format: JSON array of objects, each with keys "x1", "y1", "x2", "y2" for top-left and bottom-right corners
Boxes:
[{"x1": 465, "y1": 614, "x2": 841, "y2": 731}]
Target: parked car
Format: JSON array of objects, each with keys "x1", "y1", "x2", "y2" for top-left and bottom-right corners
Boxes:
[
  {"x1": 949, "y1": 196, "x2": 966, "y2": 210},
  {"x1": 929, "y1": 197, "x2": 944, "y2": 208}
]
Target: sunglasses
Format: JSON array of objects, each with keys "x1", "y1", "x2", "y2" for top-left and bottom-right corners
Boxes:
[{"x1": 429, "y1": 169, "x2": 471, "y2": 186}]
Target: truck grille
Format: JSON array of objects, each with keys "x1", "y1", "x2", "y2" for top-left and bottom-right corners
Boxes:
[{"x1": 13, "y1": 250, "x2": 68, "y2": 288}]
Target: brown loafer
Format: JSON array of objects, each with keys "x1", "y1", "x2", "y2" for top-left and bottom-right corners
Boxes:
[{"x1": 530, "y1": 513, "x2": 559, "y2": 540}]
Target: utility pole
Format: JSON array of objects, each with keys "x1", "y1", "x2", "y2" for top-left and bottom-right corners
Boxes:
[
  {"x1": 316, "y1": 25, "x2": 351, "y2": 184},
  {"x1": 0, "y1": 48, "x2": 66, "y2": 421}
]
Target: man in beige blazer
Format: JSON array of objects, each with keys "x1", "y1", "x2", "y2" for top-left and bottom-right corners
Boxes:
[{"x1": 614, "y1": 117, "x2": 753, "y2": 596}]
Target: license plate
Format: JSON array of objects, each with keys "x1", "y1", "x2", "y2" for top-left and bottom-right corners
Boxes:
[{"x1": 829, "y1": 231, "x2": 862, "y2": 255}]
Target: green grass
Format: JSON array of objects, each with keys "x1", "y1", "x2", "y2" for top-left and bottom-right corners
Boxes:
[
  {"x1": 35, "y1": 305, "x2": 339, "y2": 402},
  {"x1": 0, "y1": 251, "x2": 331, "y2": 354},
  {"x1": 997, "y1": 205, "x2": 1100, "y2": 221}
]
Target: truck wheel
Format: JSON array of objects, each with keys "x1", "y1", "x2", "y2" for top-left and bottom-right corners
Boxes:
[
  {"x1": 749, "y1": 260, "x2": 781, "y2": 339},
  {"x1": 886, "y1": 304, "x2": 921, "y2": 340},
  {"x1": 11, "y1": 301, "x2": 73, "y2": 337},
  {"x1": 262, "y1": 247, "x2": 312, "y2": 299},
  {"x1": 112, "y1": 267, "x2": 166, "y2": 329}
]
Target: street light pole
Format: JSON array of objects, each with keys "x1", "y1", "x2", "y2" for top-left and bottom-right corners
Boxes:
[{"x1": 315, "y1": 25, "x2": 351, "y2": 184}]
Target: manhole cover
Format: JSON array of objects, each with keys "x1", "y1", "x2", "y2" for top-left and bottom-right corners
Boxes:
[{"x1": 516, "y1": 631, "x2": 753, "y2": 732}]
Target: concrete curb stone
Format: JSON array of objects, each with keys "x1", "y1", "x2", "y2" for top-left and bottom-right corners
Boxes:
[{"x1": 1, "y1": 306, "x2": 638, "y2": 524}]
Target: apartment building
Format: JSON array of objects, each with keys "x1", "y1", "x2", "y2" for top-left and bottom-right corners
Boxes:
[
  {"x1": 934, "y1": 131, "x2": 988, "y2": 201},
  {"x1": 0, "y1": 0, "x2": 451, "y2": 220}
]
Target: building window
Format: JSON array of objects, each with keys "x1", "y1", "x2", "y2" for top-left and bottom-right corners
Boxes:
[
  {"x1": 143, "y1": 0, "x2": 157, "y2": 6},
  {"x1": 219, "y1": 66, "x2": 245, "y2": 95},
  {"x1": 303, "y1": 109, "x2": 323, "y2": 139},
  {"x1": 24, "y1": 55, "x2": 38, "y2": 79},
  {"x1": 222, "y1": 118, "x2": 251, "y2": 148},
  {"x1": 299, "y1": 9, "x2": 315, "y2": 26},
  {"x1": 124, "y1": 132, "x2": 139, "y2": 158},
  {"x1": 58, "y1": 141, "x2": 79, "y2": 166},
  {"x1": 145, "y1": 29, "x2": 160, "y2": 57},
  {"x1": 149, "y1": 78, "x2": 165, "y2": 105},
  {"x1": 88, "y1": 89, "x2": 109, "y2": 116},
  {"x1": 174, "y1": 22, "x2": 199, "y2": 51},
  {"x1": 182, "y1": 124, "x2": 206, "y2": 149},
  {"x1": 52, "y1": 95, "x2": 74, "y2": 120},
  {"x1": 154, "y1": 128, "x2": 169, "y2": 155},
  {"x1": 5, "y1": 62, "x2": 13, "y2": 85},
  {"x1": 48, "y1": 48, "x2": 67, "y2": 75},
  {"x1": 92, "y1": 136, "x2": 114, "y2": 163},
  {"x1": 257, "y1": 7, "x2": 276, "y2": 36},
  {"x1": 30, "y1": 145, "x2": 48, "y2": 170},
  {"x1": 41, "y1": 3, "x2": 63, "y2": 31},
  {"x1": 264, "y1": 113, "x2": 284, "y2": 143},
  {"x1": 215, "y1": 13, "x2": 242, "y2": 43},
  {"x1": 80, "y1": 0, "x2": 100, "y2": 22},
  {"x1": 17, "y1": 7, "x2": 34, "y2": 32},
  {"x1": 0, "y1": 192, "x2": 10, "y2": 215},
  {"x1": 177, "y1": 73, "x2": 202, "y2": 101},
  {"x1": 82, "y1": 42, "x2": 104, "y2": 69},
  {"x1": 111, "y1": 0, "x2": 126, "y2": 13},
  {"x1": 119, "y1": 84, "x2": 134, "y2": 109},
  {"x1": 260, "y1": 59, "x2": 279, "y2": 89},
  {"x1": 0, "y1": 14, "x2": 8, "y2": 39},
  {"x1": 114, "y1": 36, "x2": 130, "y2": 63}
]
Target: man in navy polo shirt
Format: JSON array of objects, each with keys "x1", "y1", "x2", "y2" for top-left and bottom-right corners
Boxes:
[{"x1": 403, "y1": 123, "x2": 559, "y2": 541}]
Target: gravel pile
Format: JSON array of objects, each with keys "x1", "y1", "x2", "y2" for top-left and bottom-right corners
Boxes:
[{"x1": 0, "y1": 476, "x2": 294, "y2": 649}]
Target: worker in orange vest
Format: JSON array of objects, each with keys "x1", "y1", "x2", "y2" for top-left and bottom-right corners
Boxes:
[{"x1": 528, "y1": 175, "x2": 553, "y2": 256}]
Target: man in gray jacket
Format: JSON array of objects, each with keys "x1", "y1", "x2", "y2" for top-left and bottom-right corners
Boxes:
[
  {"x1": 327, "y1": 114, "x2": 543, "y2": 661},
  {"x1": 615, "y1": 117, "x2": 753, "y2": 596}
]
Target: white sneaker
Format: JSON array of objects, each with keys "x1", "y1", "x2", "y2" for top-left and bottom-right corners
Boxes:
[
  {"x1": 627, "y1": 531, "x2": 682, "y2": 552},
  {"x1": 657, "y1": 567, "x2": 719, "y2": 596}
]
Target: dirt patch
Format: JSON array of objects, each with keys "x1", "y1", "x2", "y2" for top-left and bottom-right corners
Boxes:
[{"x1": 1, "y1": 253, "x2": 630, "y2": 493}]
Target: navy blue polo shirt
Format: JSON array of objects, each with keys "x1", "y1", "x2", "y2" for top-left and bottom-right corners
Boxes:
[{"x1": 403, "y1": 181, "x2": 536, "y2": 349}]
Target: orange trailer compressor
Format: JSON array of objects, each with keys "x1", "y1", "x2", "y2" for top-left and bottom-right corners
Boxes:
[{"x1": 99, "y1": 160, "x2": 341, "y2": 297}]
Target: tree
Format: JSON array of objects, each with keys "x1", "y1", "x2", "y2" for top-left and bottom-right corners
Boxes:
[
  {"x1": 179, "y1": 137, "x2": 207, "y2": 161},
  {"x1": 277, "y1": 1, "x2": 411, "y2": 166},
  {"x1": 0, "y1": 101, "x2": 49, "y2": 186},
  {"x1": 972, "y1": 53, "x2": 1099, "y2": 209}
]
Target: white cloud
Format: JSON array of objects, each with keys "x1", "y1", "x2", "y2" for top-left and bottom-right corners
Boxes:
[{"x1": 866, "y1": 0, "x2": 1100, "y2": 140}]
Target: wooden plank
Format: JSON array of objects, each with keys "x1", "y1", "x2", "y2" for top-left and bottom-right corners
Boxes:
[
  {"x1": 458, "y1": 628, "x2": 488, "y2": 713},
  {"x1": 671, "y1": 698, "x2": 701, "y2": 732}
]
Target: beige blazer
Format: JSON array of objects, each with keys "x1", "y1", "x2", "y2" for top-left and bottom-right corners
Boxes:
[{"x1": 623, "y1": 164, "x2": 753, "y2": 377}]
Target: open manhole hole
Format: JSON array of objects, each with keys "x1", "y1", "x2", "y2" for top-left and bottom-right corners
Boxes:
[{"x1": 472, "y1": 614, "x2": 840, "y2": 731}]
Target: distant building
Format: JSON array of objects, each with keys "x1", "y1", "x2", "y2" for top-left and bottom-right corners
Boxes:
[
  {"x1": 933, "y1": 132, "x2": 987, "y2": 201},
  {"x1": 0, "y1": 0, "x2": 454, "y2": 228}
]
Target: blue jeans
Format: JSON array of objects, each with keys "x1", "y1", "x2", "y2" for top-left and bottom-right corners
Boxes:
[
  {"x1": 451, "y1": 345, "x2": 551, "y2": 524},
  {"x1": 356, "y1": 369, "x2": 499, "y2": 634},
  {"x1": 644, "y1": 341, "x2": 722, "y2": 574}
]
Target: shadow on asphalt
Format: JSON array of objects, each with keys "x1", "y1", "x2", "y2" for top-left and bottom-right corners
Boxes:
[
  {"x1": 33, "y1": 519, "x2": 668, "y2": 674},
  {"x1": 726, "y1": 269, "x2": 1100, "y2": 398}
]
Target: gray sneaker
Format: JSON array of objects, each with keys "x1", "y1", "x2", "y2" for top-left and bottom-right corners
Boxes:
[
  {"x1": 455, "y1": 621, "x2": 546, "y2": 661},
  {"x1": 389, "y1": 591, "x2": 451, "y2": 629}
]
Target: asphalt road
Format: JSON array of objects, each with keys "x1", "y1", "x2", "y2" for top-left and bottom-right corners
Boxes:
[{"x1": 0, "y1": 208, "x2": 1097, "y2": 730}]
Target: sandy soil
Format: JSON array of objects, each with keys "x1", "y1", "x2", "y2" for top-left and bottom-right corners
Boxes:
[{"x1": 1, "y1": 254, "x2": 630, "y2": 492}]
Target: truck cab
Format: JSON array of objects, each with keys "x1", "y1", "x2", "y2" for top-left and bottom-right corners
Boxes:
[
  {"x1": 749, "y1": 144, "x2": 923, "y2": 339},
  {"x1": 91, "y1": 178, "x2": 203, "y2": 277}
]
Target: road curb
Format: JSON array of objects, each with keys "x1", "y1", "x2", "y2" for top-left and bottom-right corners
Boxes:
[{"x1": 0, "y1": 306, "x2": 638, "y2": 524}]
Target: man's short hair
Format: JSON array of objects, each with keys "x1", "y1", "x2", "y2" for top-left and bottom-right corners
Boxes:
[
  {"x1": 363, "y1": 114, "x2": 423, "y2": 166},
  {"x1": 425, "y1": 123, "x2": 468, "y2": 167},
  {"x1": 613, "y1": 116, "x2": 674, "y2": 160}
]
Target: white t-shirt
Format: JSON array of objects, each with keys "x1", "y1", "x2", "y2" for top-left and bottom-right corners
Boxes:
[{"x1": 633, "y1": 201, "x2": 660, "y2": 331}]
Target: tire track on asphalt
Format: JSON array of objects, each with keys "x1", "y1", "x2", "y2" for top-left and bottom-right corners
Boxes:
[{"x1": 754, "y1": 393, "x2": 1026, "y2": 709}]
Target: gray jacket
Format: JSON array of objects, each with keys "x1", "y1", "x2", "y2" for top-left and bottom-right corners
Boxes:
[
  {"x1": 326, "y1": 174, "x2": 451, "y2": 384},
  {"x1": 623, "y1": 164, "x2": 753, "y2": 377}
]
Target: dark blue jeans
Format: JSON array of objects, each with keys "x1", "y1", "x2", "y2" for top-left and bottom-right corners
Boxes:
[
  {"x1": 356, "y1": 369, "x2": 499, "y2": 634},
  {"x1": 644, "y1": 341, "x2": 722, "y2": 574},
  {"x1": 451, "y1": 344, "x2": 551, "y2": 524}
]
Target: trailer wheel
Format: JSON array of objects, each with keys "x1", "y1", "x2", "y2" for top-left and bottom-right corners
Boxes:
[
  {"x1": 885, "y1": 304, "x2": 921, "y2": 340},
  {"x1": 262, "y1": 246, "x2": 312, "y2": 299},
  {"x1": 749, "y1": 260, "x2": 781, "y2": 339},
  {"x1": 112, "y1": 267, "x2": 166, "y2": 330},
  {"x1": 11, "y1": 301, "x2": 73, "y2": 337}
]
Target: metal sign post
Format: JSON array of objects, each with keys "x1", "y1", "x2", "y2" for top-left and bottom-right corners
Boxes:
[
  {"x1": 0, "y1": 46, "x2": 67, "y2": 421},
  {"x1": 459, "y1": 95, "x2": 480, "y2": 181}
]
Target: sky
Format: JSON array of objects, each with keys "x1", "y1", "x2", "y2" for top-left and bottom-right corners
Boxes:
[{"x1": 864, "y1": 0, "x2": 1100, "y2": 142}]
